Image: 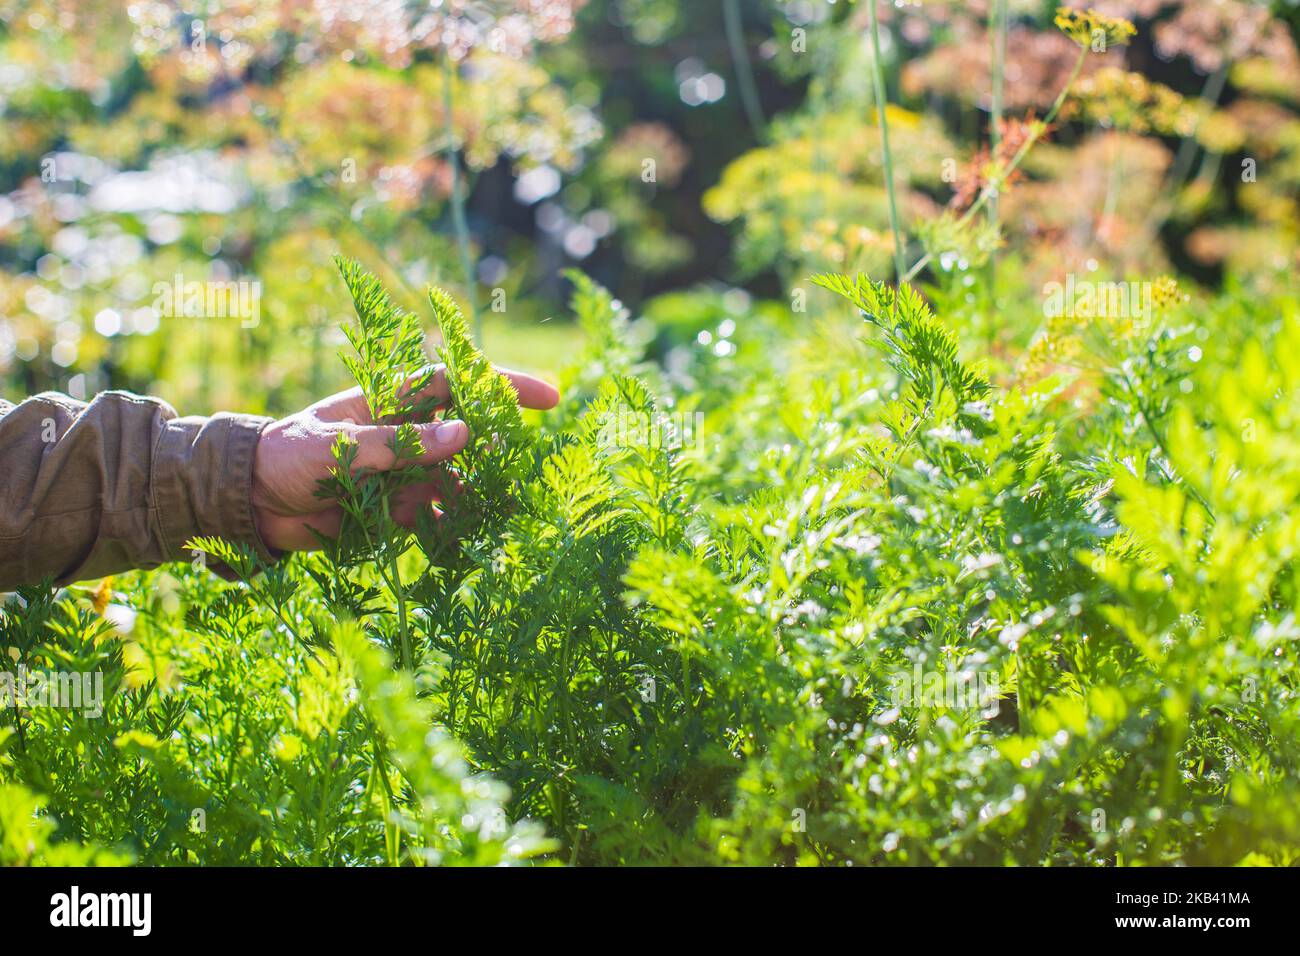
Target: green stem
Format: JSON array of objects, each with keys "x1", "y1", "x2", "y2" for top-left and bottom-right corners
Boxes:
[
  {"x1": 989, "y1": 0, "x2": 1007, "y2": 205},
  {"x1": 441, "y1": 53, "x2": 481, "y2": 344},
  {"x1": 1141, "y1": 61, "x2": 1230, "y2": 244},
  {"x1": 8, "y1": 695, "x2": 26, "y2": 752},
  {"x1": 243, "y1": 576, "x2": 306, "y2": 647},
  {"x1": 224, "y1": 694, "x2": 244, "y2": 789},
  {"x1": 902, "y1": 45, "x2": 1087, "y2": 285},
  {"x1": 1122, "y1": 366, "x2": 1217, "y2": 521},
  {"x1": 391, "y1": 555, "x2": 410, "y2": 670},
  {"x1": 313, "y1": 750, "x2": 334, "y2": 864},
  {"x1": 1042, "y1": 46, "x2": 1088, "y2": 130},
  {"x1": 1149, "y1": 688, "x2": 1191, "y2": 863},
  {"x1": 381, "y1": 498, "x2": 412, "y2": 669},
  {"x1": 370, "y1": 734, "x2": 401, "y2": 866},
  {"x1": 867, "y1": 2, "x2": 906, "y2": 284},
  {"x1": 723, "y1": 0, "x2": 766, "y2": 139},
  {"x1": 249, "y1": 107, "x2": 436, "y2": 321},
  {"x1": 987, "y1": 0, "x2": 1007, "y2": 306}
]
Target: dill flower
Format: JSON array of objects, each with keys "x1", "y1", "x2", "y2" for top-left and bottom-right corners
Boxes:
[
  {"x1": 1065, "y1": 68, "x2": 1199, "y2": 136},
  {"x1": 1191, "y1": 110, "x2": 1245, "y2": 155},
  {"x1": 1054, "y1": 7, "x2": 1138, "y2": 50},
  {"x1": 948, "y1": 117, "x2": 1044, "y2": 212},
  {"x1": 916, "y1": 212, "x2": 1003, "y2": 271},
  {"x1": 1150, "y1": 275, "x2": 1189, "y2": 310},
  {"x1": 90, "y1": 576, "x2": 114, "y2": 616}
]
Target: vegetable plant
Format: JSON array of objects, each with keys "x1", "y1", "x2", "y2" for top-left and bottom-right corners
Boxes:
[{"x1": 4, "y1": 250, "x2": 1298, "y2": 866}]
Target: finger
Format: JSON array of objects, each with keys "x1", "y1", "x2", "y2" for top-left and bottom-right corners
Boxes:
[
  {"x1": 498, "y1": 367, "x2": 561, "y2": 410},
  {"x1": 392, "y1": 480, "x2": 443, "y2": 508},
  {"x1": 310, "y1": 370, "x2": 447, "y2": 425},
  {"x1": 348, "y1": 420, "x2": 468, "y2": 473},
  {"x1": 393, "y1": 366, "x2": 447, "y2": 417},
  {"x1": 394, "y1": 500, "x2": 444, "y2": 530},
  {"x1": 390, "y1": 482, "x2": 445, "y2": 528},
  {"x1": 310, "y1": 386, "x2": 372, "y2": 425},
  {"x1": 436, "y1": 472, "x2": 466, "y2": 503},
  {"x1": 258, "y1": 506, "x2": 344, "y2": 552},
  {"x1": 401, "y1": 364, "x2": 561, "y2": 413},
  {"x1": 313, "y1": 365, "x2": 561, "y2": 426}
]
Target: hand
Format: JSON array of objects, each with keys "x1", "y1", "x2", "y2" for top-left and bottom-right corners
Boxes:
[{"x1": 250, "y1": 365, "x2": 559, "y2": 552}]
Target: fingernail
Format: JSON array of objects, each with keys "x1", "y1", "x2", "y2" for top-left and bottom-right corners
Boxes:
[{"x1": 434, "y1": 419, "x2": 466, "y2": 445}]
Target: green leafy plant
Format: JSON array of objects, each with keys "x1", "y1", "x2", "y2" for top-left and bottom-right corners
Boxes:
[{"x1": 3, "y1": 258, "x2": 1298, "y2": 867}]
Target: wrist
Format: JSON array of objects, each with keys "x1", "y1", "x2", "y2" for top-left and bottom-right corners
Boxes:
[
  {"x1": 156, "y1": 411, "x2": 274, "y2": 562},
  {"x1": 250, "y1": 423, "x2": 290, "y2": 555}
]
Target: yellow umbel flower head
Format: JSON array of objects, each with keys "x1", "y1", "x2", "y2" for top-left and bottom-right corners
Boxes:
[
  {"x1": 1054, "y1": 7, "x2": 1138, "y2": 50},
  {"x1": 1151, "y1": 275, "x2": 1189, "y2": 310}
]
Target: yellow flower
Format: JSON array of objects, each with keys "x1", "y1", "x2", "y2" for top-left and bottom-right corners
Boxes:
[
  {"x1": 1150, "y1": 275, "x2": 1189, "y2": 310},
  {"x1": 90, "y1": 576, "x2": 114, "y2": 616},
  {"x1": 1066, "y1": 68, "x2": 1197, "y2": 136},
  {"x1": 1054, "y1": 7, "x2": 1137, "y2": 50}
]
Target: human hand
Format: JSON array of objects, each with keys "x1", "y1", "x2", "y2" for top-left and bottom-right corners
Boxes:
[{"x1": 250, "y1": 365, "x2": 559, "y2": 551}]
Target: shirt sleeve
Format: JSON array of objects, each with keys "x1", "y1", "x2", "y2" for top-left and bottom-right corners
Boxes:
[{"x1": 0, "y1": 390, "x2": 277, "y2": 589}]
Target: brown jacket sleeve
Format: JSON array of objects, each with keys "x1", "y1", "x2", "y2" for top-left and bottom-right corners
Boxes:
[{"x1": 0, "y1": 390, "x2": 276, "y2": 589}]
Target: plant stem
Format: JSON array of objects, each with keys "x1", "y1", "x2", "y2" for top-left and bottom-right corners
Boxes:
[
  {"x1": 989, "y1": 0, "x2": 1007, "y2": 212},
  {"x1": 390, "y1": 551, "x2": 411, "y2": 669},
  {"x1": 379, "y1": 496, "x2": 412, "y2": 669},
  {"x1": 1043, "y1": 46, "x2": 1088, "y2": 129},
  {"x1": 242, "y1": 576, "x2": 307, "y2": 647},
  {"x1": 987, "y1": 0, "x2": 1007, "y2": 300},
  {"x1": 723, "y1": 0, "x2": 766, "y2": 140},
  {"x1": 902, "y1": 45, "x2": 1087, "y2": 285},
  {"x1": 1122, "y1": 366, "x2": 1217, "y2": 521},
  {"x1": 1139, "y1": 61, "x2": 1230, "y2": 246},
  {"x1": 1149, "y1": 688, "x2": 1191, "y2": 863},
  {"x1": 867, "y1": 1, "x2": 906, "y2": 285},
  {"x1": 441, "y1": 52, "x2": 481, "y2": 343},
  {"x1": 250, "y1": 109, "x2": 438, "y2": 321}
]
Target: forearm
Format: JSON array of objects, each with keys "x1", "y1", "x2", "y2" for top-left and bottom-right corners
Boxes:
[{"x1": 0, "y1": 390, "x2": 275, "y2": 590}]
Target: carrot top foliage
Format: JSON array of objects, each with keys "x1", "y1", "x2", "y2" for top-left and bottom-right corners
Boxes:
[{"x1": 3, "y1": 258, "x2": 1299, "y2": 866}]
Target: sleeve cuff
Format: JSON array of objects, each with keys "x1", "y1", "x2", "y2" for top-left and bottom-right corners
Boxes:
[{"x1": 153, "y1": 411, "x2": 280, "y2": 570}]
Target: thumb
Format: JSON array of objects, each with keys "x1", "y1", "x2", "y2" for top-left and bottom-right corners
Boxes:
[{"x1": 349, "y1": 419, "x2": 468, "y2": 472}]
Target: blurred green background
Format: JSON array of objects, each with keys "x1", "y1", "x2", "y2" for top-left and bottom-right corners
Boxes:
[{"x1": 1, "y1": 0, "x2": 1298, "y2": 416}]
